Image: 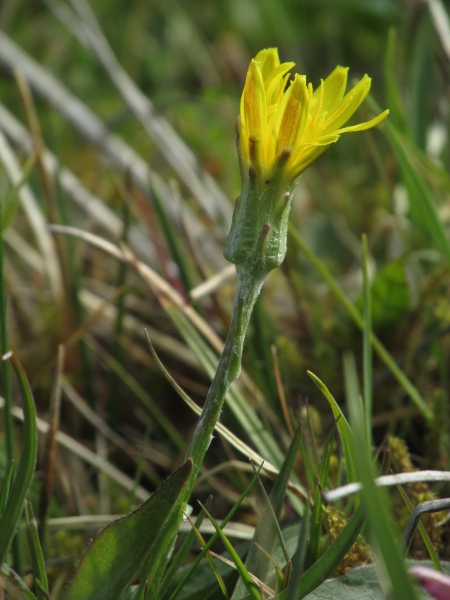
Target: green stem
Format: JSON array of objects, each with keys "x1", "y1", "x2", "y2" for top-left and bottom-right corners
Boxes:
[
  {"x1": 150, "y1": 267, "x2": 263, "y2": 595},
  {"x1": 185, "y1": 266, "x2": 263, "y2": 482}
]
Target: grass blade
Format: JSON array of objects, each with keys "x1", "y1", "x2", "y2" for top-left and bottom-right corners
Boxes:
[
  {"x1": 0, "y1": 460, "x2": 14, "y2": 517},
  {"x1": 200, "y1": 504, "x2": 262, "y2": 600},
  {"x1": 276, "y1": 504, "x2": 366, "y2": 600},
  {"x1": 166, "y1": 465, "x2": 262, "y2": 600},
  {"x1": 361, "y1": 234, "x2": 373, "y2": 445},
  {"x1": 344, "y1": 353, "x2": 419, "y2": 599},
  {"x1": 231, "y1": 427, "x2": 302, "y2": 599},
  {"x1": 307, "y1": 371, "x2": 355, "y2": 483},
  {"x1": 0, "y1": 355, "x2": 37, "y2": 565},
  {"x1": 25, "y1": 498, "x2": 49, "y2": 599}
]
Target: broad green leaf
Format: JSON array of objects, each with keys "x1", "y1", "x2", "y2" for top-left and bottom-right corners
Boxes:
[
  {"x1": 301, "y1": 561, "x2": 450, "y2": 599},
  {"x1": 61, "y1": 460, "x2": 192, "y2": 600}
]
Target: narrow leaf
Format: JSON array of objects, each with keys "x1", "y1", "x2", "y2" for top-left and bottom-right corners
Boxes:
[
  {"x1": 277, "y1": 504, "x2": 366, "y2": 600},
  {"x1": 0, "y1": 459, "x2": 14, "y2": 517},
  {"x1": 0, "y1": 355, "x2": 37, "y2": 565},
  {"x1": 231, "y1": 427, "x2": 302, "y2": 599},
  {"x1": 307, "y1": 371, "x2": 355, "y2": 483},
  {"x1": 201, "y1": 504, "x2": 262, "y2": 600},
  {"x1": 25, "y1": 498, "x2": 49, "y2": 599},
  {"x1": 344, "y1": 354, "x2": 420, "y2": 600}
]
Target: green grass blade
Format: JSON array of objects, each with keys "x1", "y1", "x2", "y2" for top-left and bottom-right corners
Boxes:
[
  {"x1": 151, "y1": 181, "x2": 194, "y2": 294},
  {"x1": 384, "y1": 28, "x2": 409, "y2": 135},
  {"x1": 201, "y1": 504, "x2": 262, "y2": 600},
  {"x1": 25, "y1": 498, "x2": 49, "y2": 599},
  {"x1": 160, "y1": 498, "x2": 211, "y2": 592},
  {"x1": 344, "y1": 353, "x2": 419, "y2": 600},
  {"x1": 166, "y1": 465, "x2": 262, "y2": 600},
  {"x1": 410, "y1": 13, "x2": 431, "y2": 150},
  {"x1": 1, "y1": 152, "x2": 36, "y2": 232},
  {"x1": 276, "y1": 504, "x2": 366, "y2": 600},
  {"x1": 306, "y1": 425, "x2": 335, "y2": 569},
  {"x1": 0, "y1": 564, "x2": 37, "y2": 599},
  {"x1": 188, "y1": 517, "x2": 230, "y2": 599},
  {"x1": 231, "y1": 427, "x2": 302, "y2": 599},
  {"x1": 62, "y1": 460, "x2": 192, "y2": 600},
  {"x1": 285, "y1": 504, "x2": 310, "y2": 600},
  {"x1": 109, "y1": 199, "x2": 131, "y2": 427},
  {"x1": 0, "y1": 355, "x2": 37, "y2": 565},
  {"x1": 386, "y1": 124, "x2": 450, "y2": 263},
  {"x1": 307, "y1": 371, "x2": 355, "y2": 483},
  {"x1": 90, "y1": 338, "x2": 185, "y2": 451},
  {"x1": 0, "y1": 210, "x2": 15, "y2": 479},
  {"x1": 0, "y1": 459, "x2": 14, "y2": 517},
  {"x1": 361, "y1": 235, "x2": 372, "y2": 445}
]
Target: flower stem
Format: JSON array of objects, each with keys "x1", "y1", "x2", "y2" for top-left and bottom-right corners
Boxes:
[
  {"x1": 152, "y1": 268, "x2": 263, "y2": 595},
  {"x1": 185, "y1": 265, "x2": 263, "y2": 483}
]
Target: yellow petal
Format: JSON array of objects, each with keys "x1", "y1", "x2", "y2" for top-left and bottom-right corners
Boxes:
[
  {"x1": 336, "y1": 109, "x2": 390, "y2": 133},
  {"x1": 316, "y1": 66, "x2": 349, "y2": 114},
  {"x1": 274, "y1": 75, "x2": 308, "y2": 153},
  {"x1": 265, "y1": 63, "x2": 295, "y2": 104},
  {"x1": 255, "y1": 48, "x2": 280, "y2": 78},
  {"x1": 237, "y1": 48, "x2": 388, "y2": 179},
  {"x1": 321, "y1": 75, "x2": 372, "y2": 135},
  {"x1": 240, "y1": 59, "x2": 267, "y2": 142}
]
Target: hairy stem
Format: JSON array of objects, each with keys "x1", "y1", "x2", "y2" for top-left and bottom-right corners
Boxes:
[
  {"x1": 185, "y1": 266, "x2": 263, "y2": 480},
  {"x1": 152, "y1": 267, "x2": 263, "y2": 595}
]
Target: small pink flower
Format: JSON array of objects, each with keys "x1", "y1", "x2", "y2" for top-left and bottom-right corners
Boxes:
[{"x1": 410, "y1": 566, "x2": 450, "y2": 600}]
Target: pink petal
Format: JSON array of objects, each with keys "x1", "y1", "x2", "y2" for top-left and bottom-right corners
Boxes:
[{"x1": 410, "y1": 566, "x2": 450, "y2": 600}]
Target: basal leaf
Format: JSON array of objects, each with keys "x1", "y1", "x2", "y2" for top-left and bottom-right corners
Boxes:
[
  {"x1": 302, "y1": 561, "x2": 450, "y2": 599},
  {"x1": 61, "y1": 460, "x2": 192, "y2": 600}
]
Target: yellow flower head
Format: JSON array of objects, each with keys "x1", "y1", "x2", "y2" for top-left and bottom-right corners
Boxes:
[{"x1": 238, "y1": 48, "x2": 389, "y2": 180}]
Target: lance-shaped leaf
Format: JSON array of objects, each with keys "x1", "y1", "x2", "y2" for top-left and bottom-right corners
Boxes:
[{"x1": 62, "y1": 460, "x2": 192, "y2": 600}]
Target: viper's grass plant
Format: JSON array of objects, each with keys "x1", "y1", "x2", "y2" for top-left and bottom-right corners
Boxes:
[{"x1": 1, "y1": 1, "x2": 450, "y2": 599}]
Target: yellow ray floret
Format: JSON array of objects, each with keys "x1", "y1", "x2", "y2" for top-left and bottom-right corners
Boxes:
[{"x1": 238, "y1": 48, "x2": 389, "y2": 179}]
